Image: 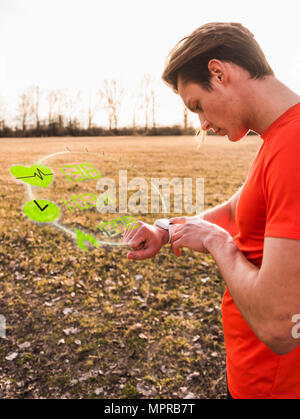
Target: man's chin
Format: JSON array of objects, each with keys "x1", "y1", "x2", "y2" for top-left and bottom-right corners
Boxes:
[{"x1": 228, "y1": 129, "x2": 249, "y2": 142}]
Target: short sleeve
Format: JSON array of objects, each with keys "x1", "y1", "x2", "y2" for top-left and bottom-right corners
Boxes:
[{"x1": 264, "y1": 124, "x2": 300, "y2": 240}]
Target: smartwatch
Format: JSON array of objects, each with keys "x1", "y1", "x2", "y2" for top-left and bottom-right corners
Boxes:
[{"x1": 154, "y1": 218, "x2": 171, "y2": 243}]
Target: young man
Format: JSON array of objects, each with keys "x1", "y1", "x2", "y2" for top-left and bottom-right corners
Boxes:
[{"x1": 123, "y1": 22, "x2": 300, "y2": 399}]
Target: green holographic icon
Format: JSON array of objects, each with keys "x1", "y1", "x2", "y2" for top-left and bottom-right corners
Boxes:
[
  {"x1": 23, "y1": 200, "x2": 60, "y2": 222},
  {"x1": 10, "y1": 164, "x2": 53, "y2": 188},
  {"x1": 75, "y1": 229, "x2": 98, "y2": 251}
]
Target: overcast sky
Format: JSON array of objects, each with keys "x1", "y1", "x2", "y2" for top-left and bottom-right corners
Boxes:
[{"x1": 1, "y1": 0, "x2": 300, "y2": 127}]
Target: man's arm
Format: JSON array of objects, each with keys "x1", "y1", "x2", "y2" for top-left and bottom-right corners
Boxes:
[
  {"x1": 170, "y1": 219, "x2": 300, "y2": 354},
  {"x1": 124, "y1": 186, "x2": 242, "y2": 257},
  {"x1": 170, "y1": 185, "x2": 242, "y2": 237},
  {"x1": 199, "y1": 186, "x2": 242, "y2": 237},
  {"x1": 202, "y1": 231, "x2": 300, "y2": 355}
]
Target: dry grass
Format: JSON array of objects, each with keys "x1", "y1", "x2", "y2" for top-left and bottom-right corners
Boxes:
[{"x1": 0, "y1": 135, "x2": 261, "y2": 398}]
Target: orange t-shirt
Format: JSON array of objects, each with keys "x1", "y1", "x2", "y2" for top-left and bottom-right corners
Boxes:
[{"x1": 223, "y1": 102, "x2": 300, "y2": 399}]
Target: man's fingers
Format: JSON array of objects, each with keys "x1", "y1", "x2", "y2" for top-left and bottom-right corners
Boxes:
[
  {"x1": 123, "y1": 228, "x2": 138, "y2": 242},
  {"x1": 170, "y1": 225, "x2": 184, "y2": 241},
  {"x1": 127, "y1": 245, "x2": 156, "y2": 260},
  {"x1": 123, "y1": 230, "x2": 138, "y2": 244},
  {"x1": 122, "y1": 225, "x2": 131, "y2": 238},
  {"x1": 123, "y1": 222, "x2": 143, "y2": 242},
  {"x1": 124, "y1": 228, "x2": 149, "y2": 250},
  {"x1": 123, "y1": 221, "x2": 142, "y2": 236},
  {"x1": 171, "y1": 238, "x2": 182, "y2": 257}
]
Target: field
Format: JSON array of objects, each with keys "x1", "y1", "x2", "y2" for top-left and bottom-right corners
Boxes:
[{"x1": 0, "y1": 135, "x2": 261, "y2": 399}]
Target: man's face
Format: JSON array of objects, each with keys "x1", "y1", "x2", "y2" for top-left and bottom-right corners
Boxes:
[{"x1": 177, "y1": 73, "x2": 249, "y2": 142}]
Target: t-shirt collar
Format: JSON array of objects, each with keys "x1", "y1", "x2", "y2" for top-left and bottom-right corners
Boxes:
[{"x1": 261, "y1": 102, "x2": 300, "y2": 140}]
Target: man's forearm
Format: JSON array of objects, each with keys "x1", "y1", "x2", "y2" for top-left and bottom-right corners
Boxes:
[
  {"x1": 159, "y1": 201, "x2": 238, "y2": 247},
  {"x1": 199, "y1": 202, "x2": 239, "y2": 237}
]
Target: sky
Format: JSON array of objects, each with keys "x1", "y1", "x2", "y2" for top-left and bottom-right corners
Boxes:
[{"x1": 0, "y1": 0, "x2": 300, "y2": 128}]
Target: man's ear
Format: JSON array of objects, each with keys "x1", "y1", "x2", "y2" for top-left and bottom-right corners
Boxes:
[{"x1": 207, "y1": 59, "x2": 228, "y2": 86}]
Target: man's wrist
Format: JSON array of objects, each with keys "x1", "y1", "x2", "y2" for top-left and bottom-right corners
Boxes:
[{"x1": 156, "y1": 226, "x2": 169, "y2": 246}]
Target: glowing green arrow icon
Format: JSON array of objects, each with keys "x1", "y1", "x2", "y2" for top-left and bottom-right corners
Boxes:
[{"x1": 75, "y1": 229, "x2": 98, "y2": 251}]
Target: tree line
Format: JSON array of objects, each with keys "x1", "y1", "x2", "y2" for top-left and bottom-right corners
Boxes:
[
  {"x1": 0, "y1": 75, "x2": 197, "y2": 137},
  {"x1": 0, "y1": 74, "x2": 257, "y2": 138}
]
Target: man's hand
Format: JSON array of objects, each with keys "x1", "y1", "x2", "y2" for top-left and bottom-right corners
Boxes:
[
  {"x1": 170, "y1": 217, "x2": 229, "y2": 257},
  {"x1": 123, "y1": 221, "x2": 169, "y2": 260}
]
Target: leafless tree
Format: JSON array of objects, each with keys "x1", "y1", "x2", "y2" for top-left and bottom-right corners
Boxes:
[
  {"x1": 47, "y1": 88, "x2": 79, "y2": 128},
  {"x1": 140, "y1": 74, "x2": 151, "y2": 130},
  {"x1": 53, "y1": 89, "x2": 69, "y2": 128},
  {"x1": 46, "y1": 89, "x2": 59, "y2": 125},
  {"x1": 67, "y1": 90, "x2": 81, "y2": 128},
  {"x1": 183, "y1": 104, "x2": 189, "y2": 133},
  {"x1": 30, "y1": 86, "x2": 41, "y2": 130},
  {"x1": 87, "y1": 91, "x2": 100, "y2": 129},
  {"x1": 16, "y1": 88, "x2": 33, "y2": 133},
  {"x1": 0, "y1": 97, "x2": 7, "y2": 130},
  {"x1": 16, "y1": 86, "x2": 41, "y2": 131},
  {"x1": 132, "y1": 102, "x2": 137, "y2": 131},
  {"x1": 99, "y1": 79, "x2": 124, "y2": 130},
  {"x1": 151, "y1": 88, "x2": 156, "y2": 129},
  {"x1": 130, "y1": 89, "x2": 143, "y2": 130},
  {"x1": 139, "y1": 74, "x2": 158, "y2": 130}
]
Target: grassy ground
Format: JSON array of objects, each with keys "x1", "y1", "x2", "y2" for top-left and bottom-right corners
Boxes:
[{"x1": 0, "y1": 135, "x2": 262, "y2": 399}]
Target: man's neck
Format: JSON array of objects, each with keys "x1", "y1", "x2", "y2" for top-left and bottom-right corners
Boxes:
[{"x1": 244, "y1": 77, "x2": 300, "y2": 135}]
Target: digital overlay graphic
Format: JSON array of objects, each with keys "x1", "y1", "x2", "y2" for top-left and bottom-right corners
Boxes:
[{"x1": 10, "y1": 148, "x2": 204, "y2": 253}]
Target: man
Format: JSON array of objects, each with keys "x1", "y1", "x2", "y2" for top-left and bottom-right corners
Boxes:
[{"x1": 123, "y1": 22, "x2": 300, "y2": 399}]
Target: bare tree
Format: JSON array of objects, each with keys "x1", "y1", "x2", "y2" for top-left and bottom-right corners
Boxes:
[
  {"x1": 65, "y1": 90, "x2": 81, "y2": 128},
  {"x1": 99, "y1": 79, "x2": 124, "y2": 130},
  {"x1": 30, "y1": 86, "x2": 41, "y2": 130},
  {"x1": 183, "y1": 104, "x2": 189, "y2": 133},
  {"x1": 0, "y1": 97, "x2": 7, "y2": 131},
  {"x1": 87, "y1": 91, "x2": 100, "y2": 129},
  {"x1": 46, "y1": 89, "x2": 59, "y2": 125},
  {"x1": 132, "y1": 104, "x2": 137, "y2": 131},
  {"x1": 16, "y1": 86, "x2": 41, "y2": 131},
  {"x1": 139, "y1": 74, "x2": 158, "y2": 130},
  {"x1": 54, "y1": 89, "x2": 69, "y2": 128},
  {"x1": 130, "y1": 90, "x2": 141, "y2": 130},
  {"x1": 140, "y1": 74, "x2": 151, "y2": 130},
  {"x1": 16, "y1": 88, "x2": 32, "y2": 133},
  {"x1": 73, "y1": 90, "x2": 83, "y2": 129},
  {"x1": 130, "y1": 88, "x2": 143, "y2": 130},
  {"x1": 151, "y1": 88, "x2": 156, "y2": 129}
]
